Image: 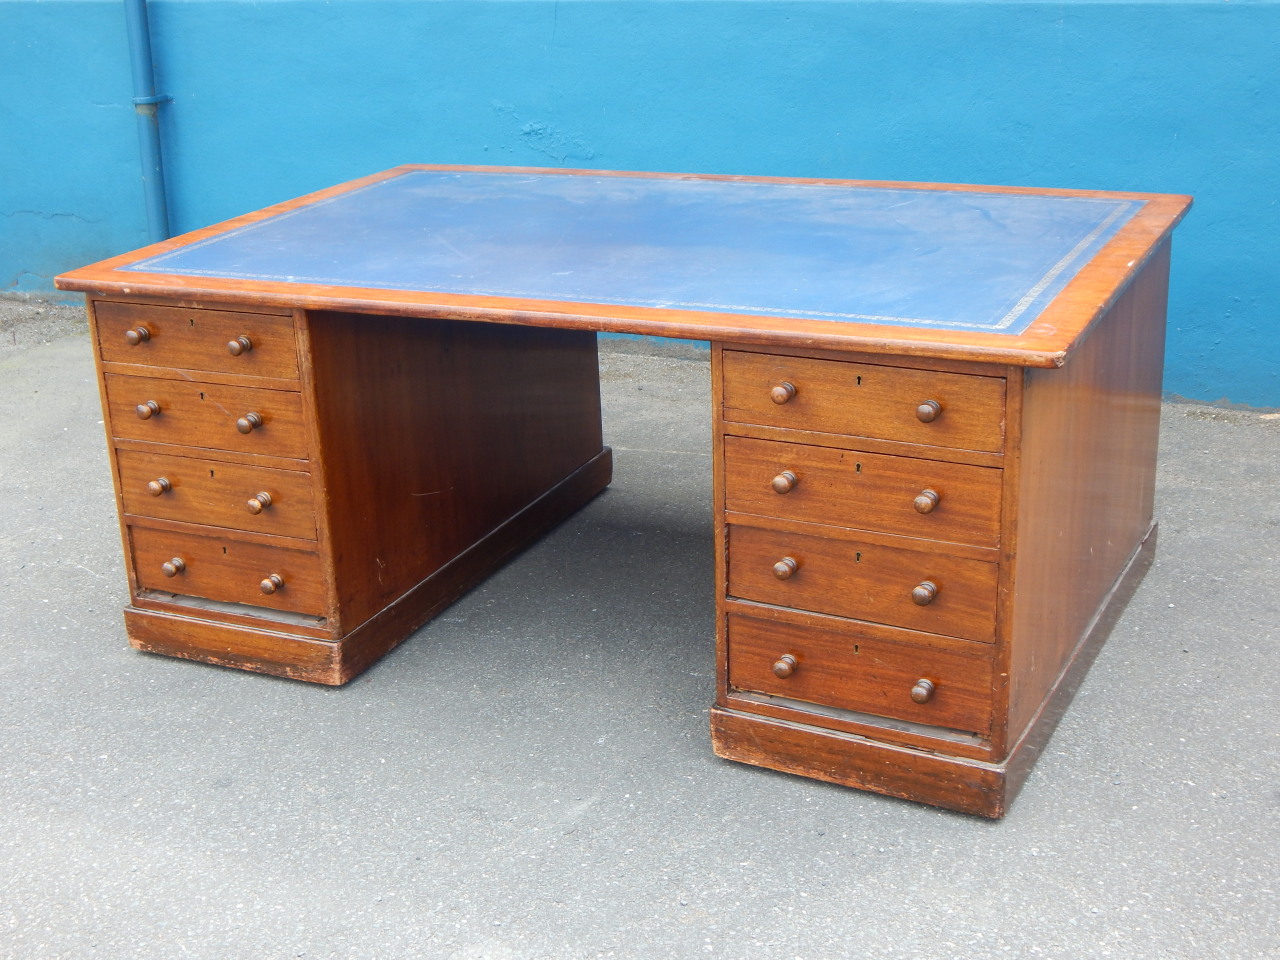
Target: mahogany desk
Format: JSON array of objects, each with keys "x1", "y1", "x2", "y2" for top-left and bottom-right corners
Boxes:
[{"x1": 56, "y1": 166, "x2": 1191, "y2": 817}]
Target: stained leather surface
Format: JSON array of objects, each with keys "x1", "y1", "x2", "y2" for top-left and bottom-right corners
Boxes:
[{"x1": 125, "y1": 171, "x2": 1139, "y2": 335}]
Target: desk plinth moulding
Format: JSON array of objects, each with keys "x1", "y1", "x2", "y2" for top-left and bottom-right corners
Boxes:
[{"x1": 57, "y1": 166, "x2": 1191, "y2": 817}]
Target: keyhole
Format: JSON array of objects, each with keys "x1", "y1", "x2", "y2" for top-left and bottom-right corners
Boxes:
[
  {"x1": 856, "y1": 375, "x2": 862, "y2": 386},
  {"x1": 855, "y1": 552, "x2": 862, "y2": 562},
  {"x1": 853, "y1": 644, "x2": 860, "y2": 654},
  {"x1": 855, "y1": 463, "x2": 862, "y2": 473}
]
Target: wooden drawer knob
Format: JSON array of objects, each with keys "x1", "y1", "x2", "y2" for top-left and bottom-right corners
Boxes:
[
  {"x1": 160, "y1": 557, "x2": 186, "y2": 577},
  {"x1": 773, "y1": 556, "x2": 799, "y2": 580},
  {"x1": 916, "y1": 399, "x2": 943, "y2": 423},
  {"x1": 914, "y1": 489, "x2": 940, "y2": 514},
  {"x1": 227, "y1": 335, "x2": 254, "y2": 356},
  {"x1": 771, "y1": 471, "x2": 798, "y2": 494},
  {"x1": 124, "y1": 325, "x2": 151, "y2": 345},
  {"x1": 147, "y1": 477, "x2": 172, "y2": 496},
  {"x1": 236, "y1": 412, "x2": 264, "y2": 434},
  {"x1": 246, "y1": 492, "x2": 273, "y2": 514},
  {"x1": 772, "y1": 654, "x2": 798, "y2": 678},
  {"x1": 260, "y1": 573, "x2": 285, "y2": 594},
  {"x1": 135, "y1": 400, "x2": 160, "y2": 420},
  {"x1": 770, "y1": 381, "x2": 797, "y2": 405},
  {"x1": 910, "y1": 678, "x2": 936, "y2": 704},
  {"x1": 911, "y1": 580, "x2": 938, "y2": 605}
]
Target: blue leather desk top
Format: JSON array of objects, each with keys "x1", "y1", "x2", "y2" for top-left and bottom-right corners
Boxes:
[{"x1": 123, "y1": 171, "x2": 1139, "y2": 336}]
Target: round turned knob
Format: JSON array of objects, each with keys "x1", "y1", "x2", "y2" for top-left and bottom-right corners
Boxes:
[
  {"x1": 913, "y1": 489, "x2": 941, "y2": 514},
  {"x1": 260, "y1": 573, "x2": 285, "y2": 595},
  {"x1": 770, "y1": 381, "x2": 797, "y2": 405},
  {"x1": 236, "y1": 412, "x2": 264, "y2": 434},
  {"x1": 160, "y1": 557, "x2": 186, "y2": 577},
  {"x1": 246, "y1": 491, "x2": 273, "y2": 515},
  {"x1": 135, "y1": 400, "x2": 160, "y2": 420},
  {"x1": 911, "y1": 678, "x2": 936, "y2": 704},
  {"x1": 916, "y1": 399, "x2": 943, "y2": 423},
  {"x1": 773, "y1": 556, "x2": 799, "y2": 580},
  {"x1": 227, "y1": 335, "x2": 253, "y2": 356},
  {"x1": 124, "y1": 325, "x2": 151, "y2": 345},
  {"x1": 771, "y1": 471, "x2": 798, "y2": 494},
  {"x1": 147, "y1": 477, "x2": 172, "y2": 497},
  {"x1": 911, "y1": 580, "x2": 939, "y2": 606},
  {"x1": 772, "y1": 654, "x2": 798, "y2": 679}
]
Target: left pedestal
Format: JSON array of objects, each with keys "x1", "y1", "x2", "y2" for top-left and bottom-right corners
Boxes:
[{"x1": 88, "y1": 298, "x2": 612, "y2": 684}]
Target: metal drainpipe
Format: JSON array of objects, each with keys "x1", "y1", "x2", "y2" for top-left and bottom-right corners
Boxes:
[{"x1": 123, "y1": 0, "x2": 171, "y2": 242}]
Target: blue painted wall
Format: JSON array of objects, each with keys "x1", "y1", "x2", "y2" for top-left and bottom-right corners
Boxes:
[{"x1": 3, "y1": 0, "x2": 1278, "y2": 405}]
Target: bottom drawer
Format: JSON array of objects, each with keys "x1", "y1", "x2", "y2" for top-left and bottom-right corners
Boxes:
[
  {"x1": 727, "y1": 611, "x2": 993, "y2": 735},
  {"x1": 130, "y1": 525, "x2": 327, "y2": 617}
]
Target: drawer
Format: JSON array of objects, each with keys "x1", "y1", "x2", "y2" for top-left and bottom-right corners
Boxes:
[
  {"x1": 724, "y1": 436, "x2": 1002, "y2": 548},
  {"x1": 727, "y1": 523, "x2": 998, "y2": 642},
  {"x1": 103, "y1": 373, "x2": 309, "y2": 460},
  {"x1": 116, "y1": 449, "x2": 318, "y2": 540},
  {"x1": 721, "y1": 351, "x2": 1005, "y2": 452},
  {"x1": 727, "y1": 612, "x2": 993, "y2": 734},
  {"x1": 130, "y1": 525, "x2": 327, "y2": 616},
  {"x1": 95, "y1": 301, "x2": 300, "y2": 380}
]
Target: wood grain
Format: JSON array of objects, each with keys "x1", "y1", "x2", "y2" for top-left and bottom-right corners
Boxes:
[
  {"x1": 103, "y1": 373, "x2": 309, "y2": 460},
  {"x1": 727, "y1": 522, "x2": 999, "y2": 642},
  {"x1": 94, "y1": 300, "x2": 301, "y2": 381},
  {"x1": 1003, "y1": 240, "x2": 1171, "y2": 740},
  {"x1": 723, "y1": 435, "x2": 1002, "y2": 548},
  {"x1": 722, "y1": 351, "x2": 1006, "y2": 452},
  {"x1": 726, "y1": 610, "x2": 994, "y2": 735},
  {"x1": 116, "y1": 448, "x2": 318, "y2": 540}
]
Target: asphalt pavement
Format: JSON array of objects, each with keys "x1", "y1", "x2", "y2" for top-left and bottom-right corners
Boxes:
[{"x1": 1, "y1": 297, "x2": 1277, "y2": 960}]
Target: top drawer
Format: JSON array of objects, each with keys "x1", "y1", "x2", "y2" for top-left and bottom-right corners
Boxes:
[
  {"x1": 95, "y1": 301, "x2": 300, "y2": 381},
  {"x1": 721, "y1": 351, "x2": 1005, "y2": 453}
]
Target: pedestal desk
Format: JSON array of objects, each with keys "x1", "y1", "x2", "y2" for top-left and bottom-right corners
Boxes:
[{"x1": 56, "y1": 166, "x2": 1191, "y2": 817}]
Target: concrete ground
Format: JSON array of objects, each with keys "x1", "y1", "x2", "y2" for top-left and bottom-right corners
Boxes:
[{"x1": 1, "y1": 298, "x2": 1277, "y2": 960}]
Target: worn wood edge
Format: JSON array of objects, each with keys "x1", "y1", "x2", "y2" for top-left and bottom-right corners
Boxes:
[
  {"x1": 999, "y1": 523, "x2": 1158, "y2": 805},
  {"x1": 124, "y1": 606, "x2": 344, "y2": 683},
  {"x1": 710, "y1": 706, "x2": 1008, "y2": 818},
  {"x1": 332, "y1": 447, "x2": 615, "y2": 684},
  {"x1": 54, "y1": 166, "x2": 1189, "y2": 369}
]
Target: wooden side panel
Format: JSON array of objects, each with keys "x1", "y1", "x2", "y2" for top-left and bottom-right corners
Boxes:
[
  {"x1": 305, "y1": 313, "x2": 608, "y2": 630},
  {"x1": 1005, "y1": 241, "x2": 1170, "y2": 740}
]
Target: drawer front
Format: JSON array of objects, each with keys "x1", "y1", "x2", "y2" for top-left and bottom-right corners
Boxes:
[
  {"x1": 728, "y1": 613, "x2": 993, "y2": 734},
  {"x1": 722, "y1": 351, "x2": 1005, "y2": 452},
  {"x1": 131, "y1": 526, "x2": 326, "y2": 616},
  {"x1": 724, "y1": 436, "x2": 1002, "y2": 548},
  {"x1": 95, "y1": 301, "x2": 300, "y2": 380},
  {"x1": 116, "y1": 449, "x2": 318, "y2": 540},
  {"x1": 727, "y1": 523, "x2": 997, "y2": 642},
  {"x1": 104, "y1": 374, "x2": 309, "y2": 460}
]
